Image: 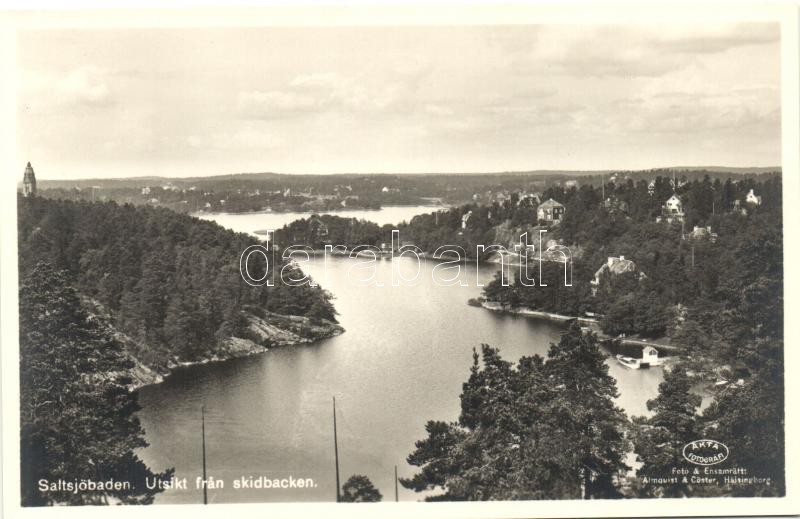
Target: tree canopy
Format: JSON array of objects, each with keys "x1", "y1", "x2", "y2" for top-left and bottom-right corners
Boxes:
[
  {"x1": 402, "y1": 324, "x2": 629, "y2": 500},
  {"x1": 19, "y1": 262, "x2": 173, "y2": 505}
]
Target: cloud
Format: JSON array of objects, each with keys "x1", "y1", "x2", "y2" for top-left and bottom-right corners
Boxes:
[
  {"x1": 653, "y1": 23, "x2": 779, "y2": 54},
  {"x1": 57, "y1": 66, "x2": 111, "y2": 105},
  {"x1": 238, "y1": 90, "x2": 318, "y2": 114},
  {"x1": 16, "y1": 25, "x2": 780, "y2": 176},
  {"x1": 608, "y1": 88, "x2": 780, "y2": 135},
  {"x1": 239, "y1": 72, "x2": 413, "y2": 119},
  {"x1": 187, "y1": 124, "x2": 285, "y2": 151},
  {"x1": 517, "y1": 23, "x2": 779, "y2": 78},
  {"x1": 21, "y1": 65, "x2": 113, "y2": 114},
  {"x1": 424, "y1": 104, "x2": 454, "y2": 116}
]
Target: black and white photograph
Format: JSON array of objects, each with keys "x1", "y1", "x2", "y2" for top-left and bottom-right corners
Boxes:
[{"x1": 1, "y1": 4, "x2": 798, "y2": 518}]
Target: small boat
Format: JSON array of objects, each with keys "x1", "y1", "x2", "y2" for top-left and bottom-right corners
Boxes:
[{"x1": 615, "y1": 354, "x2": 641, "y2": 369}]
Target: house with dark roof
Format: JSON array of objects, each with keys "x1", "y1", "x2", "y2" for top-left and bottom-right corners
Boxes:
[
  {"x1": 689, "y1": 225, "x2": 718, "y2": 242},
  {"x1": 590, "y1": 255, "x2": 645, "y2": 294}
]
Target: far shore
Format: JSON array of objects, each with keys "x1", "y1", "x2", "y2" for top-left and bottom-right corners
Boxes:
[
  {"x1": 478, "y1": 300, "x2": 685, "y2": 354},
  {"x1": 191, "y1": 202, "x2": 449, "y2": 218}
]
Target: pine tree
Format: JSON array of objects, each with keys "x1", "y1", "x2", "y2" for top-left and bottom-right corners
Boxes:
[
  {"x1": 402, "y1": 325, "x2": 630, "y2": 500},
  {"x1": 632, "y1": 365, "x2": 700, "y2": 497},
  {"x1": 19, "y1": 262, "x2": 172, "y2": 505},
  {"x1": 340, "y1": 475, "x2": 383, "y2": 502},
  {"x1": 544, "y1": 323, "x2": 630, "y2": 498}
]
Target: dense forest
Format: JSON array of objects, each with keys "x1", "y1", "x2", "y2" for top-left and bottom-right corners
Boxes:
[
  {"x1": 475, "y1": 174, "x2": 782, "y2": 356},
  {"x1": 402, "y1": 322, "x2": 783, "y2": 499},
  {"x1": 401, "y1": 326, "x2": 629, "y2": 500},
  {"x1": 280, "y1": 173, "x2": 781, "y2": 343},
  {"x1": 17, "y1": 195, "x2": 340, "y2": 505},
  {"x1": 397, "y1": 173, "x2": 784, "y2": 499},
  {"x1": 275, "y1": 174, "x2": 781, "y2": 350},
  {"x1": 19, "y1": 262, "x2": 173, "y2": 505},
  {"x1": 16, "y1": 168, "x2": 784, "y2": 502},
  {"x1": 18, "y1": 196, "x2": 338, "y2": 369}
]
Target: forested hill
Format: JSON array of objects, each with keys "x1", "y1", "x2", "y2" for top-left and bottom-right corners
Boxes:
[{"x1": 17, "y1": 196, "x2": 340, "y2": 376}]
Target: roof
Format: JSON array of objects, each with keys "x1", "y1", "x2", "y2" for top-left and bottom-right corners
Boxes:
[
  {"x1": 541, "y1": 244, "x2": 572, "y2": 263},
  {"x1": 538, "y1": 198, "x2": 564, "y2": 209},
  {"x1": 666, "y1": 194, "x2": 682, "y2": 204},
  {"x1": 607, "y1": 257, "x2": 636, "y2": 275},
  {"x1": 593, "y1": 256, "x2": 638, "y2": 283}
]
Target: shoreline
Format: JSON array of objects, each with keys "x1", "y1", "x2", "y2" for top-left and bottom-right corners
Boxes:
[
  {"x1": 191, "y1": 203, "x2": 449, "y2": 218},
  {"x1": 479, "y1": 300, "x2": 599, "y2": 325},
  {"x1": 478, "y1": 300, "x2": 684, "y2": 354},
  {"x1": 126, "y1": 315, "x2": 344, "y2": 392}
]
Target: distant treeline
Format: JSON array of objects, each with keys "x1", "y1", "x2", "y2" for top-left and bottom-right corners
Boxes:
[{"x1": 34, "y1": 167, "x2": 779, "y2": 214}]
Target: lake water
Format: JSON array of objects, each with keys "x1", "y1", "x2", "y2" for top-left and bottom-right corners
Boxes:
[
  {"x1": 136, "y1": 208, "x2": 663, "y2": 504},
  {"x1": 195, "y1": 205, "x2": 447, "y2": 237}
]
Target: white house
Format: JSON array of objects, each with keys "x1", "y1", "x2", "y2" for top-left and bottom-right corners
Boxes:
[
  {"x1": 461, "y1": 210, "x2": 472, "y2": 230},
  {"x1": 657, "y1": 194, "x2": 685, "y2": 223},
  {"x1": 746, "y1": 189, "x2": 762, "y2": 206},
  {"x1": 664, "y1": 194, "x2": 683, "y2": 215},
  {"x1": 641, "y1": 346, "x2": 663, "y2": 367}
]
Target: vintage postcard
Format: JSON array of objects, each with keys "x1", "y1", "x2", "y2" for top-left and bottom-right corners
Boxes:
[{"x1": 1, "y1": 3, "x2": 798, "y2": 518}]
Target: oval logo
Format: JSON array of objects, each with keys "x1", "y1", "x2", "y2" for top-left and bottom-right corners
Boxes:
[{"x1": 682, "y1": 439, "x2": 729, "y2": 466}]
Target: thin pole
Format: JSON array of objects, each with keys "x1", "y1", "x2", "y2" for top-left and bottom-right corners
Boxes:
[
  {"x1": 201, "y1": 406, "x2": 208, "y2": 505},
  {"x1": 333, "y1": 397, "x2": 341, "y2": 502},
  {"x1": 601, "y1": 174, "x2": 605, "y2": 203},
  {"x1": 394, "y1": 465, "x2": 399, "y2": 502}
]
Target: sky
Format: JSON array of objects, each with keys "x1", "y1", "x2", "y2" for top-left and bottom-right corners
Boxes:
[{"x1": 16, "y1": 23, "x2": 781, "y2": 179}]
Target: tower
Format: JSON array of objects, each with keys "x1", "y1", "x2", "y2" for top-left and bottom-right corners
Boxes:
[{"x1": 22, "y1": 162, "x2": 37, "y2": 197}]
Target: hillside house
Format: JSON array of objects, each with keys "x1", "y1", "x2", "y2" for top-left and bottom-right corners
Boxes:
[
  {"x1": 689, "y1": 225, "x2": 718, "y2": 242},
  {"x1": 537, "y1": 198, "x2": 565, "y2": 224},
  {"x1": 516, "y1": 192, "x2": 541, "y2": 207},
  {"x1": 591, "y1": 255, "x2": 644, "y2": 294},
  {"x1": 746, "y1": 189, "x2": 762, "y2": 206},
  {"x1": 657, "y1": 194, "x2": 684, "y2": 223}
]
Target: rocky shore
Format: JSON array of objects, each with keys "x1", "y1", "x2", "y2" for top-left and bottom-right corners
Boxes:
[{"x1": 83, "y1": 298, "x2": 344, "y2": 391}]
